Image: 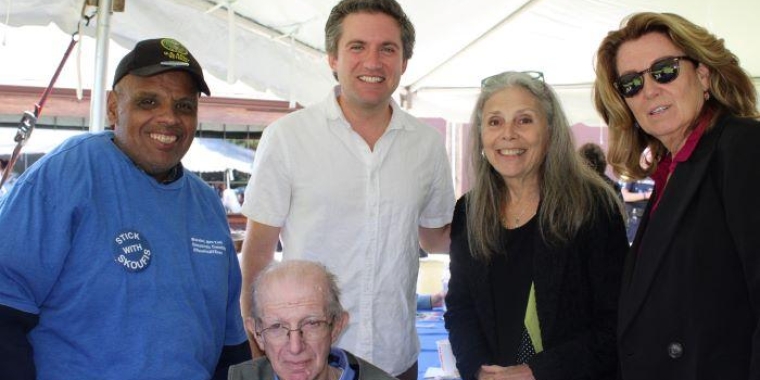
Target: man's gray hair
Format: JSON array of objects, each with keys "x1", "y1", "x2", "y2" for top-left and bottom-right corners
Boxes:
[{"x1": 250, "y1": 260, "x2": 344, "y2": 323}]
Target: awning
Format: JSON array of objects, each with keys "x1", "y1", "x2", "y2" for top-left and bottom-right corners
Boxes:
[{"x1": 0, "y1": 127, "x2": 255, "y2": 174}]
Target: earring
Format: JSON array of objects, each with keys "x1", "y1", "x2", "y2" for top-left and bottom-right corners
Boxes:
[
  {"x1": 480, "y1": 149, "x2": 486, "y2": 159},
  {"x1": 704, "y1": 91, "x2": 711, "y2": 101},
  {"x1": 633, "y1": 122, "x2": 640, "y2": 129}
]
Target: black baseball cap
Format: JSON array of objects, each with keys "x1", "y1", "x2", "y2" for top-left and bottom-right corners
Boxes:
[{"x1": 113, "y1": 38, "x2": 210, "y2": 96}]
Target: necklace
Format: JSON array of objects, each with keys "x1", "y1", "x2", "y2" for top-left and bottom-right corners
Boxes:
[
  {"x1": 504, "y1": 204, "x2": 528, "y2": 228},
  {"x1": 503, "y1": 194, "x2": 535, "y2": 229}
]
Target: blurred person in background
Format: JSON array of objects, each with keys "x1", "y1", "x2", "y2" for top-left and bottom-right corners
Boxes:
[
  {"x1": 617, "y1": 175, "x2": 653, "y2": 243},
  {"x1": 577, "y1": 142, "x2": 623, "y2": 202},
  {"x1": 0, "y1": 158, "x2": 18, "y2": 196}
]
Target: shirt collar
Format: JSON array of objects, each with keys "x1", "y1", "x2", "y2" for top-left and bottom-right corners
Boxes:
[
  {"x1": 110, "y1": 134, "x2": 184, "y2": 184},
  {"x1": 159, "y1": 163, "x2": 184, "y2": 184},
  {"x1": 650, "y1": 106, "x2": 714, "y2": 212},
  {"x1": 329, "y1": 348, "x2": 356, "y2": 380},
  {"x1": 324, "y1": 85, "x2": 414, "y2": 132},
  {"x1": 672, "y1": 108, "x2": 713, "y2": 165},
  {"x1": 272, "y1": 348, "x2": 356, "y2": 380}
]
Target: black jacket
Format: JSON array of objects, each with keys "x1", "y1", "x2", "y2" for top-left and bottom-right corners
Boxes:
[
  {"x1": 619, "y1": 114, "x2": 760, "y2": 380},
  {"x1": 444, "y1": 191, "x2": 627, "y2": 380}
]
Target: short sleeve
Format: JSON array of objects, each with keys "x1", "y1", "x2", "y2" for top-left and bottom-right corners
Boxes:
[
  {"x1": 0, "y1": 168, "x2": 73, "y2": 315},
  {"x1": 241, "y1": 124, "x2": 292, "y2": 227},
  {"x1": 419, "y1": 139, "x2": 456, "y2": 228}
]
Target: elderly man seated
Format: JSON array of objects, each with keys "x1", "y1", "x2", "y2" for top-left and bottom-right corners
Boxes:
[{"x1": 229, "y1": 260, "x2": 396, "y2": 380}]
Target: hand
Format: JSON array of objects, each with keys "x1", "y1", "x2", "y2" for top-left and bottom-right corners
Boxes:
[
  {"x1": 477, "y1": 364, "x2": 535, "y2": 380},
  {"x1": 430, "y1": 291, "x2": 444, "y2": 308}
]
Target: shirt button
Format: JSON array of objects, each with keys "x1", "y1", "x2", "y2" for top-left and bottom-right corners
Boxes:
[{"x1": 667, "y1": 342, "x2": 683, "y2": 359}]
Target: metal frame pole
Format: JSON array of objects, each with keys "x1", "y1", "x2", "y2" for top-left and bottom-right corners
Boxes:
[{"x1": 89, "y1": 0, "x2": 113, "y2": 132}]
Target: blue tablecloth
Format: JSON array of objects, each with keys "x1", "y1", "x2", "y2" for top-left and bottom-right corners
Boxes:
[{"x1": 416, "y1": 309, "x2": 448, "y2": 379}]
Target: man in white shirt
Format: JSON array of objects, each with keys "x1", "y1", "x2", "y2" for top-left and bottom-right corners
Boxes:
[{"x1": 239, "y1": 1, "x2": 455, "y2": 380}]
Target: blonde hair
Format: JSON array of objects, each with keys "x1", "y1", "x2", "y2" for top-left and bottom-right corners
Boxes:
[{"x1": 593, "y1": 12, "x2": 758, "y2": 179}]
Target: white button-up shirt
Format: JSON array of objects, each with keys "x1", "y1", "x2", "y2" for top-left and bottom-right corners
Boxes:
[{"x1": 242, "y1": 88, "x2": 455, "y2": 375}]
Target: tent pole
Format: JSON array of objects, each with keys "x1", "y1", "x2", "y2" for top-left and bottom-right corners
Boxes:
[{"x1": 89, "y1": 0, "x2": 113, "y2": 132}]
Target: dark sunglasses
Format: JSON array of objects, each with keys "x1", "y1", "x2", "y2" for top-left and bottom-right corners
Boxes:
[
  {"x1": 614, "y1": 56, "x2": 696, "y2": 98},
  {"x1": 481, "y1": 71, "x2": 544, "y2": 88}
]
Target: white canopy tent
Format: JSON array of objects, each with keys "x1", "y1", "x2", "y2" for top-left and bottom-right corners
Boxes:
[
  {"x1": 0, "y1": 128, "x2": 84, "y2": 155},
  {"x1": 183, "y1": 136, "x2": 254, "y2": 174},
  {"x1": 0, "y1": 127, "x2": 255, "y2": 174},
  {"x1": 2, "y1": 0, "x2": 758, "y2": 127}
]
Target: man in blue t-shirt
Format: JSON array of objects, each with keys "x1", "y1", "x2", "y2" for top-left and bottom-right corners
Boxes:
[{"x1": 0, "y1": 38, "x2": 249, "y2": 380}]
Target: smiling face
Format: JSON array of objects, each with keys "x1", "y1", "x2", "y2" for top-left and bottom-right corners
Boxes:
[
  {"x1": 328, "y1": 11, "x2": 407, "y2": 113},
  {"x1": 480, "y1": 86, "x2": 549, "y2": 186},
  {"x1": 249, "y1": 270, "x2": 347, "y2": 380},
  {"x1": 616, "y1": 32, "x2": 710, "y2": 152},
  {"x1": 107, "y1": 71, "x2": 199, "y2": 182}
]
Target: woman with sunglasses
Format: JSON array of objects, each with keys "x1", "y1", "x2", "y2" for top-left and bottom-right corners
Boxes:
[
  {"x1": 444, "y1": 71, "x2": 628, "y2": 380},
  {"x1": 593, "y1": 12, "x2": 760, "y2": 380}
]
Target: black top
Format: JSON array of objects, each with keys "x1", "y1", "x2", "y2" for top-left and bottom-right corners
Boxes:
[
  {"x1": 491, "y1": 216, "x2": 536, "y2": 365},
  {"x1": 445, "y1": 193, "x2": 628, "y2": 380},
  {"x1": 619, "y1": 115, "x2": 760, "y2": 380}
]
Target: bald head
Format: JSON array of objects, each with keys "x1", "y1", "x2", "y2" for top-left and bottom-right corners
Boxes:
[{"x1": 251, "y1": 260, "x2": 344, "y2": 322}]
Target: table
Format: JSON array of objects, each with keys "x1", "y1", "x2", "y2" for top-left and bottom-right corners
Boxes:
[{"x1": 416, "y1": 309, "x2": 451, "y2": 379}]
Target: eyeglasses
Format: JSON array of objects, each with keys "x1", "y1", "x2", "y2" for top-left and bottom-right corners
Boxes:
[
  {"x1": 481, "y1": 71, "x2": 544, "y2": 88},
  {"x1": 257, "y1": 318, "x2": 333, "y2": 344},
  {"x1": 614, "y1": 56, "x2": 696, "y2": 98}
]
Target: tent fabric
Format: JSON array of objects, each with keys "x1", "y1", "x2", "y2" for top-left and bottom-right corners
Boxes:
[
  {"x1": 0, "y1": 127, "x2": 255, "y2": 174},
  {"x1": 183, "y1": 137, "x2": 255, "y2": 174},
  {"x1": 0, "y1": 128, "x2": 84, "y2": 155},
  {"x1": 2, "y1": 0, "x2": 759, "y2": 125}
]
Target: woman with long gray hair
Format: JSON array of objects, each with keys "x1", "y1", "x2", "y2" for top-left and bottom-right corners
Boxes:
[{"x1": 444, "y1": 71, "x2": 628, "y2": 380}]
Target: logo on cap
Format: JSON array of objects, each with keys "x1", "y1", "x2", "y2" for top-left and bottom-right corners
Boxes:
[
  {"x1": 160, "y1": 38, "x2": 191, "y2": 65},
  {"x1": 113, "y1": 37, "x2": 210, "y2": 95}
]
